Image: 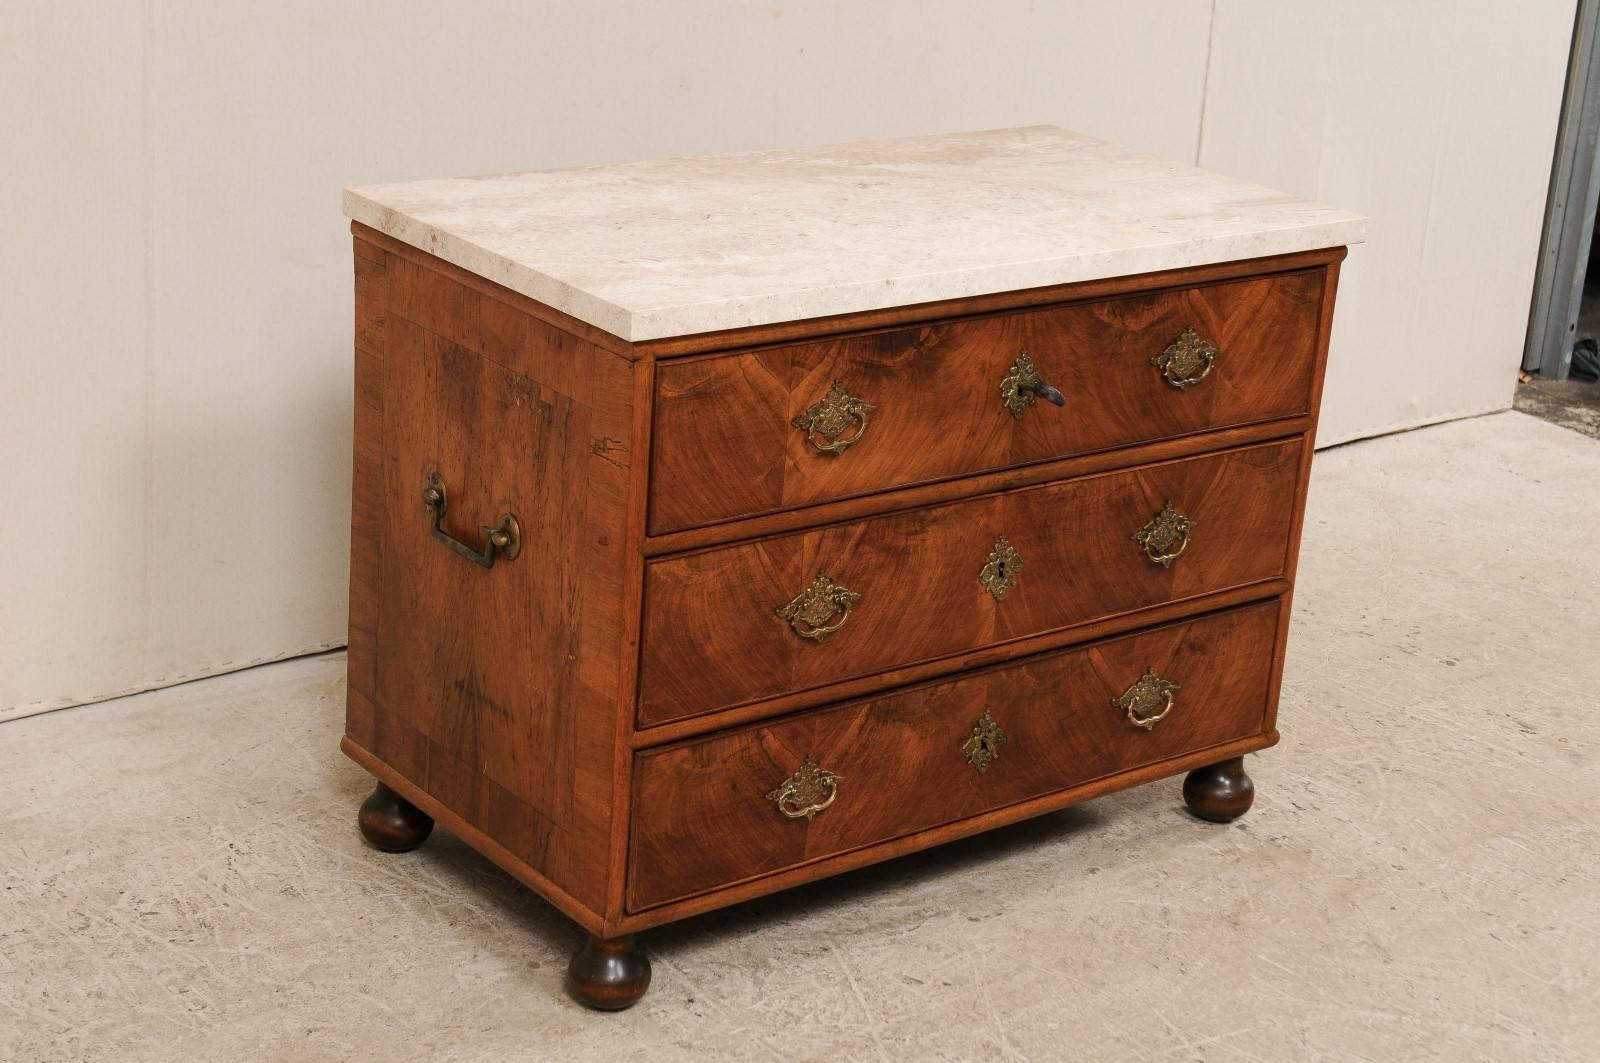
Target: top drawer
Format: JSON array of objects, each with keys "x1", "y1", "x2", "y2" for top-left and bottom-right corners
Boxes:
[{"x1": 648, "y1": 268, "x2": 1324, "y2": 534}]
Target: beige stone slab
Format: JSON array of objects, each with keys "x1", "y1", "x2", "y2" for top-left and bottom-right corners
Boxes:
[
  {"x1": 3, "y1": 411, "x2": 1595, "y2": 1061},
  {"x1": 344, "y1": 126, "x2": 1366, "y2": 341}
]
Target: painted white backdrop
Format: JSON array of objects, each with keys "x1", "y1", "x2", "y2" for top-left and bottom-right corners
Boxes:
[{"x1": 0, "y1": 1, "x2": 1575, "y2": 719}]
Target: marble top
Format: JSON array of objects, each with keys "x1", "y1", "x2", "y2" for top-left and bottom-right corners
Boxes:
[{"x1": 345, "y1": 126, "x2": 1365, "y2": 342}]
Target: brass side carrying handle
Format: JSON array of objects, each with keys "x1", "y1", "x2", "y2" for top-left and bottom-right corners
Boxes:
[
  {"x1": 422, "y1": 472, "x2": 521, "y2": 569},
  {"x1": 766, "y1": 755, "x2": 842, "y2": 819},
  {"x1": 1001, "y1": 351, "x2": 1066, "y2": 417},
  {"x1": 775, "y1": 572, "x2": 860, "y2": 642},
  {"x1": 1151, "y1": 327, "x2": 1219, "y2": 390},
  {"x1": 793, "y1": 381, "x2": 874, "y2": 454},
  {"x1": 1132, "y1": 501, "x2": 1192, "y2": 569},
  {"x1": 1115, "y1": 668, "x2": 1181, "y2": 731}
]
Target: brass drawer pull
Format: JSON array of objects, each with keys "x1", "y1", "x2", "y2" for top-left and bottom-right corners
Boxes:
[
  {"x1": 793, "y1": 381, "x2": 874, "y2": 454},
  {"x1": 776, "y1": 571, "x2": 860, "y2": 642},
  {"x1": 1001, "y1": 351, "x2": 1066, "y2": 417},
  {"x1": 1151, "y1": 327, "x2": 1218, "y2": 390},
  {"x1": 421, "y1": 472, "x2": 521, "y2": 569},
  {"x1": 978, "y1": 535, "x2": 1023, "y2": 601},
  {"x1": 766, "y1": 755, "x2": 842, "y2": 819},
  {"x1": 961, "y1": 710, "x2": 1006, "y2": 774},
  {"x1": 1116, "y1": 668, "x2": 1180, "y2": 730},
  {"x1": 1133, "y1": 501, "x2": 1192, "y2": 568}
]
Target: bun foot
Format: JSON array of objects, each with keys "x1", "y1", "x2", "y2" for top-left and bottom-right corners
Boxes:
[
  {"x1": 358, "y1": 782, "x2": 434, "y2": 852},
  {"x1": 1183, "y1": 756, "x2": 1255, "y2": 823},
  {"x1": 567, "y1": 934, "x2": 651, "y2": 1010}
]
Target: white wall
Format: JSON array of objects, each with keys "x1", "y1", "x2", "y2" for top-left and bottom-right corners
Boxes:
[
  {"x1": 1, "y1": 1, "x2": 1213, "y2": 719},
  {"x1": 0, "y1": 2, "x2": 1575, "y2": 719},
  {"x1": 1199, "y1": 1, "x2": 1575, "y2": 445}
]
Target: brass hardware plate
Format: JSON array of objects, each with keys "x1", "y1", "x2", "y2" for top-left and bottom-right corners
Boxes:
[
  {"x1": 1115, "y1": 668, "x2": 1180, "y2": 730},
  {"x1": 776, "y1": 571, "x2": 861, "y2": 642},
  {"x1": 422, "y1": 472, "x2": 521, "y2": 569},
  {"x1": 1133, "y1": 501, "x2": 1192, "y2": 569},
  {"x1": 978, "y1": 535, "x2": 1024, "y2": 601},
  {"x1": 1151, "y1": 327, "x2": 1219, "y2": 390},
  {"x1": 766, "y1": 754, "x2": 842, "y2": 819},
  {"x1": 961, "y1": 710, "x2": 1006, "y2": 774},
  {"x1": 1000, "y1": 351, "x2": 1065, "y2": 418},
  {"x1": 793, "y1": 381, "x2": 874, "y2": 454}
]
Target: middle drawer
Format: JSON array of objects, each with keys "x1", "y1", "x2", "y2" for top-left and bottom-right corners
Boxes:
[{"x1": 638, "y1": 437, "x2": 1301, "y2": 727}]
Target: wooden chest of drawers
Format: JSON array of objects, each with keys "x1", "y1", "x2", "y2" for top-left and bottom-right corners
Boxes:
[{"x1": 339, "y1": 128, "x2": 1363, "y2": 1009}]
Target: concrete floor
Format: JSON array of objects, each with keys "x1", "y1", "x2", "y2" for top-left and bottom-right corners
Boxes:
[
  {"x1": 1516, "y1": 375, "x2": 1600, "y2": 441},
  {"x1": 1515, "y1": 267, "x2": 1600, "y2": 440},
  {"x1": 4, "y1": 410, "x2": 1599, "y2": 1062}
]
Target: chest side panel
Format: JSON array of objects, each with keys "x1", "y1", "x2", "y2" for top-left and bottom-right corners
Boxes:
[{"x1": 344, "y1": 238, "x2": 635, "y2": 918}]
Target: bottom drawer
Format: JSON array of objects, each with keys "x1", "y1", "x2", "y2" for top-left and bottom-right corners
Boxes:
[{"x1": 627, "y1": 600, "x2": 1280, "y2": 911}]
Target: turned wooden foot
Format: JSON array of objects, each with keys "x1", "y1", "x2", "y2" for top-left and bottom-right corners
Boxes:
[
  {"x1": 1183, "y1": 756, "x2": 1255, "y2": 823},
  {"x1": 567, "y1": 934, "x2": 651, "y2": 1010},
  {"x1": 358, "y1": 782, "x2": 434, "y2": 852}
]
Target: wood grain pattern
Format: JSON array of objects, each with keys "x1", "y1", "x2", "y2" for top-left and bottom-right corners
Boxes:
[
  {"x1": 648, "y1": 270, "x2": 1324, "y2": 533},
  {"x1": 345, "y1": 246, "x2": 387, "y2": 755},
  {"x1": 341, "y1": 230, "x2": 1348, "y2": 944},
  {"x1": 603, "y1": 344, "x2": 659, "y2": 925},
  {"x1": 630, "y1": 579, "x2": 1286, "y2": 749},
  {"x1": 341, "y1": 736, "x2": 607, "y2": 935},
  {"x1": 343, "y1": 234, "x2": 635, "y2": 920},
  {"x1": 634, "y1": 247, "x2": 1345, "y2": 358},
  {"x1": 643, "y1": 417, "x2": 1309, "y2": 557},
  {"x1": 628, "y1": 600, "x2": 1280, "y2": 911},
  {"x1": 611, "y1": 729, "x2": 1277, "y2": 934},
  {"x1": 638, "y1": 438, "x2": 1302, "y2": 726},
  {"x1": 352, "y1": 222, "x2": 634, "y2": 357},
  {"x1": 353, "y1": 229, "x2": 1340, "y2": 365}
]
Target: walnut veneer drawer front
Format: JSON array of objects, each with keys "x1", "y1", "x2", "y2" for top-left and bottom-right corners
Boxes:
[
  {"x1": 638, "y1": 437, "x2": 1301, "y2": 726},
  {"x1": 629, "y1": 600, "x2": 1279, "y2": 911},
  {"x1": 648, "y1": 270, "x2": 1323, "y2": 534}
]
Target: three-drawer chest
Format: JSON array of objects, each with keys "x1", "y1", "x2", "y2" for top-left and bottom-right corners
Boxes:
[{"x1": 339, "y1": 127, "x2": 1365, "y2": 1009}]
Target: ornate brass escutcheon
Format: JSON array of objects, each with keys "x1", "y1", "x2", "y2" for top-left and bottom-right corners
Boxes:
[
  {"x1": 421, "y1": 472, "x2": 521, "y2": 569},
  {"x1": 793, "y1": 381, "x2": 874, "y2": 454},
  {"x1": 1115, "y1": 668, "x2": 1181, "y2": 731},
  {"x1": 1000, "y1": 351, "x2": 1067, "y2": 418},
  {"x1": 1132, "y1": 501, "x2": 1193, "y2": 569},
  {"x1": 775, "y1": 571, "x2": 861, "y2": 642},
  {"x1": 978, "y1": 535, "x2": 1024, "y2": 601},
  {"x1": 961, "y1": 710, "x2": 1007, "y2": 774},
  {"x1": 1150, "y1": 327, "x2": 1219, "y2": 390},
  {"x1": 766, "y1": 754, "x2": 843, "y2": 819}
]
